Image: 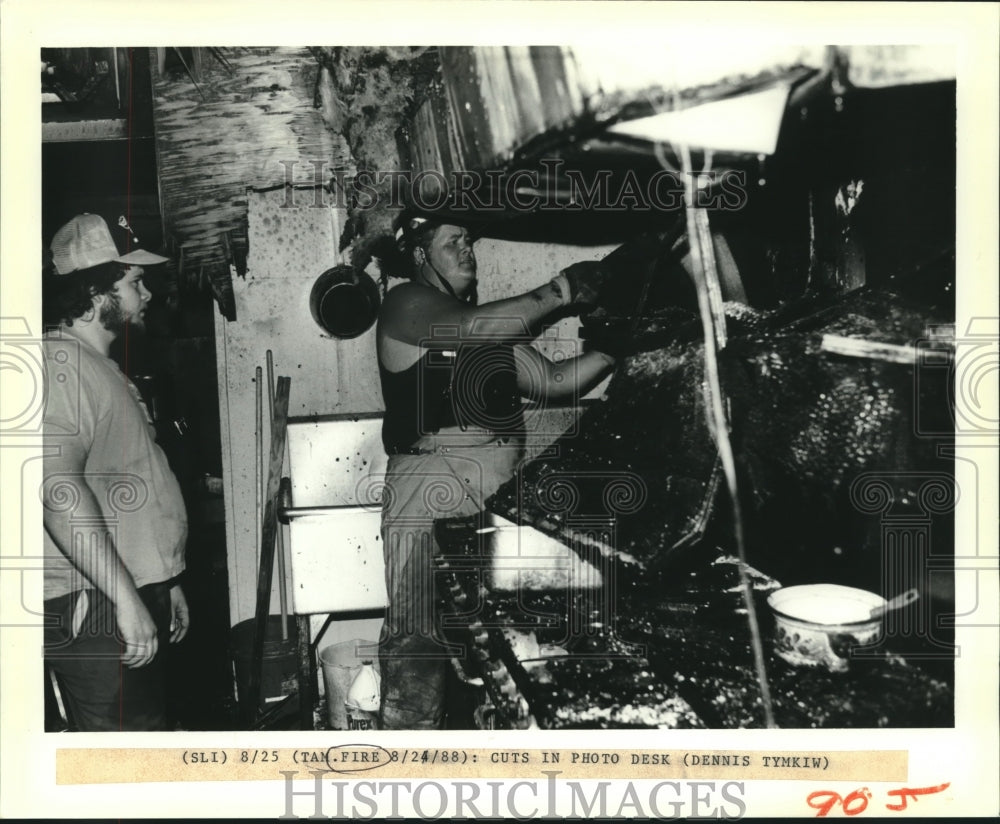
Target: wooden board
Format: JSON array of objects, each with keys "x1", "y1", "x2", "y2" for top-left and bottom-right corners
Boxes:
[
  {"x1": 244, "y1": 375, "x2": 291, "y2": 725},
  {"x1": 149, "y1": 47, "x2": 351, "y2": 310}
]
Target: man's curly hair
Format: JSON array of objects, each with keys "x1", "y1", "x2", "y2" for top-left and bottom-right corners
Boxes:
[{"x1": 43, "y1": 261, "x2": 128, "y2": 327}]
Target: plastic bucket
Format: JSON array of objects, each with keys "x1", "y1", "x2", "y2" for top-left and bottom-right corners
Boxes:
[
  {"x1": 319, "y1": 638, "x2": 381, "y2": 730},
  {"x1": 231, "y1": 616, "x2": 298, "y2": 711}
]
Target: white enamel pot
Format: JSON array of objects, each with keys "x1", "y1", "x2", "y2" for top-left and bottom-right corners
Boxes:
[{"x1": 767, "y1": 584, "x2": 886, "y2": 673}]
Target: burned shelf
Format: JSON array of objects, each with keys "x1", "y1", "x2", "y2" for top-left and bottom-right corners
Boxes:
[
  {"x1": 435, "y1": 518, "x2": 952, "y2": 729},
  {"x1": 488, "y1": 286, "x2": 954, "y2": 588}
]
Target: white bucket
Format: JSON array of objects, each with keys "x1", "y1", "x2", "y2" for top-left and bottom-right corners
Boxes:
[{"x1": 319, "y1": 639, "x2": 381, "y2": 730}]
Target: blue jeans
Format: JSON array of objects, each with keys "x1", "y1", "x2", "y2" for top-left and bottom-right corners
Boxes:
[{"x1": 44, "y1": 581, "x2": 172, "y2": 732}]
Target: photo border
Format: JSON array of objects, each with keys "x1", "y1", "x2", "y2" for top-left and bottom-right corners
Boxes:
[{"x1": 2, "y1": 1, "x2": 997, "y2": 818}]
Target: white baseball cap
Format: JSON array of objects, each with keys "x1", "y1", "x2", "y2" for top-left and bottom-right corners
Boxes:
[{"x1": 50, "y1": 213, "x2": 169, "y2": 275}]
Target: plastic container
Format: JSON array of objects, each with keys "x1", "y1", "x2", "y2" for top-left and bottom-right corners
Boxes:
[
  {"x1": 319, "y1": 639, "x2": 380, "y2": 729},
  {"x1": 345, "y1": 661, "x2": 381, "y2": 731}
]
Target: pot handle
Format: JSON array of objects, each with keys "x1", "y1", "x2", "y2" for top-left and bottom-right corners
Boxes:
[{"x1": 870, "y1": 587, "x2": 920, "y2": 619}]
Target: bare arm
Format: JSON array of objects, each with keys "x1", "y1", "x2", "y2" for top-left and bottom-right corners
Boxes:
[
  {"x1": 42, "y1": 439, "x2": 158, "y2": 668},
  {"x1": 380, "y1": 278, "x2": 568, "y2": 348},
  {"x1": 514, "y1": 344, "x2": 616, "y2": 403}
]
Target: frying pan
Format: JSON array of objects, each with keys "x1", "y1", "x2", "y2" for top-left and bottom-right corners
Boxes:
[{"x1": 309, "y1": 265, "x2": 380, "y2": 339}]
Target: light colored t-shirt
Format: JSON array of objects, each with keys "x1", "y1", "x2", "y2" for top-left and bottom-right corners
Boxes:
[{"x1": 43, "y1": 332, "x2": 187, "y2": 600}]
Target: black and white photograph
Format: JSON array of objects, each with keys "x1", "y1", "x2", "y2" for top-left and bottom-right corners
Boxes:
[{"x1": 1, "y1": 1, "x2": 997, "y2": 820}]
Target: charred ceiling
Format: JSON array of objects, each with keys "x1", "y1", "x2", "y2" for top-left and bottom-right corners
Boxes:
[{"x1": 42, "y1": 45, "x2": 955, "y2": 321}]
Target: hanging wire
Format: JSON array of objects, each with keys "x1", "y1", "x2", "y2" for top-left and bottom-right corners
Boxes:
[
  {"x1": 679, "y1": 144, "x2": 777, "y2": 729},
  {"x1": 645, "y1": 75, "x2": 777, "y2": 727},
  {"x1": 653, "y1": 139, "x2": 682, "y2": 176}
]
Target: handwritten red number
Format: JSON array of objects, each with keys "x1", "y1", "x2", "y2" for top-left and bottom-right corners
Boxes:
[
  {"x1": 885, "y1": 783, "x2": 951, "y2": 812},
  {"x1": 809, "y1": 783, "x2": 949, "y2": 816},
  {"x1": 842, "y1": 788, "x2": 871, "y2": 815},
  {"x1": 806, "y1": 791, "x2": 842, "y2": 817}
]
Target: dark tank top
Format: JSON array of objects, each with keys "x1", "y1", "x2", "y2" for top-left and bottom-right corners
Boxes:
[{"x1": 380, "y1": 341, "x2": 525, "y2": 454}]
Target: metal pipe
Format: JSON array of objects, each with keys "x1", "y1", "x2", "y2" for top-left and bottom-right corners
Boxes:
[
  {"x1": 278, "y1": 504, "x2": 377, "y2": 523},
  {"x1": 112, "y1": 48, "x2": 121, "y2": 110}
]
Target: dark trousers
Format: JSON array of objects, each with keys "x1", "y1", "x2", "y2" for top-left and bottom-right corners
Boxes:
[{"x1": 44, "y1": 582, "x2": 172, "y2": 732}]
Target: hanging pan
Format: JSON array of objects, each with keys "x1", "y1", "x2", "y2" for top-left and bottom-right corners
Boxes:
[{"x1": 309, "y1": 264, "x2": 380, "y2": 339}]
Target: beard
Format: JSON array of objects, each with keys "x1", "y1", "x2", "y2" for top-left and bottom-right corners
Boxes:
[{"x1": 98, "y1": 290, "x2": 143, "y2": 335}]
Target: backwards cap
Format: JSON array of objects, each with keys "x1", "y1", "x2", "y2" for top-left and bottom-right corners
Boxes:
[{"x1": 50, "y1": 213, "x2": 169, "y2": 275}]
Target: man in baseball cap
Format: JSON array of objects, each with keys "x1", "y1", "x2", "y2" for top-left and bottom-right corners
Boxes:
[
  {"x1": 50, "y1": 212, "x2": 169, "y2": 274},
  {"x1": 42, "y1": 212, "x2": 189, "y2": 731},
  {"x1": 44, "y1": 213, "x2": 169, "y2": 333}
]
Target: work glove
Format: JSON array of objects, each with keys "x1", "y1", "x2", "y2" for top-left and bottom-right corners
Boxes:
[{"x1": 559, "y1": 260, "x2": 611, "y2": 307}]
